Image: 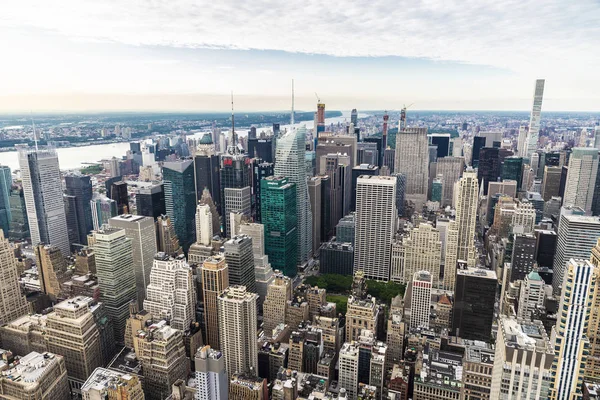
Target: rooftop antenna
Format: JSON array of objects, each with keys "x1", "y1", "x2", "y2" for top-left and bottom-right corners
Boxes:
[
  {"x1": 231, "y1": 90, "x2": 236, "y2": 147},
  {"x1": 30, "y1": 111, "x2": 38, "y2": 151},
  {"x1": 291, "y1": 79, "x2": 295, "y2": 125}
]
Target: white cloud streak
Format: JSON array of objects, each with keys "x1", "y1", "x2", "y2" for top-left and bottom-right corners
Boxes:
[{"x1": 2, "y1": 0, "x2": 599, "y2": 75}]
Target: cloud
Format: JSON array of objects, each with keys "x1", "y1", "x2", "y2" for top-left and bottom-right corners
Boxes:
[{"x1": 2, "y1": 0, "x2": 598, "y2": 76}]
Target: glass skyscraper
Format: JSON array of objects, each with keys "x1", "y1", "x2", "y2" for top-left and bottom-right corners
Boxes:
[
  {"x1": 0, "y1": 165, "x2": 12, "y2": 236},
  {"x1": 163, "y1": 159, "x2": 196, "y2": 253}
]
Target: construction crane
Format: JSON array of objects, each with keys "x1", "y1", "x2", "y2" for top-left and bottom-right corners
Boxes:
[
  {"x1": 400, "y1": 103, "x2": 415, "y2": 130},
  {"x1": 315, "y1": 92, "x2": 320, "y2": 103}
]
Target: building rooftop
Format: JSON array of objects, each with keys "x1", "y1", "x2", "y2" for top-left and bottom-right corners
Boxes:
[
  {"x1": 109, "y1": 214, "x2": 147, "y2": 222},
  {"x1": 499, "y1": 317, "x2": 552, "y2": 353},
  {"x1": 464, "y1": 344, "x2": 495, "y2": 365},
  {"x1": 82, "y1": 367, "x2": 136, "y2": 393},
  {"x1": 456, "y1": 267, "x2": 497, "y2": 280},
  {"x1": 1, "y1": 352, "x2": 60, "y2": 386}
]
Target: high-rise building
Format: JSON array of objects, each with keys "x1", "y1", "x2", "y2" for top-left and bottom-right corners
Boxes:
[
  {"x1": 563, "y1": 147, "x2": 599, "y2": 214},
  {"x1": 109, "y1": 214, "x2": 157, "y2": 308},
  {"x1": 587, "y1": 239, "x2": 600, "y2": 381},
  {"x1": 90, "y1": 195, "x2": 117, "y2": 231},
  {"x1": 156, "y1": 215, "x2": 182, "y2": 256},
  {"x1": 541, "y1": 166, "x2": 562, "y2": 201},
  {"x1": 525, "y1": 79, "x2": 545, "y2": 159},
  {"x1": 261, "y1": 176, "x2": 298, "y2": 277},
  {"x1": 252, "y1": 159, "x2": 274, "y2": 222},
  {"x1": 64, "y1": 174, "x2": 93, "y2": 245},
  {"x1": 8, "y1": 184, "x2": 29, "y2": 240},
  {"x1": 319, "y1": 240, "x2": 354, "y2": 276},
  {"x1": 89, "y1": 228, "x2": 136, "y2": 342},
  {"x1": 407, "y1": 271, "x2": 432, "y2": 329},
  {"x1": 220, "y1": 153, "x2": 250, "y2": 227},
  {"x1": 194, "y1": 345, "x2": 228, "y2": 400},
  {"x1": 451, "y1": 267, "x2": 497, "y2": 341},
  {"x1": 238, "y1": 222, "x2": 274, "y2": 309},
  {"x1": 308, "y1": 176, "x2": 322, "y2": 256},
  {"x1": 0, "y1": 351, "x2": 70, "y2": 400},
  {"x1": 435, "y1": 157, "x2": 463, "y2": 207},
  {"x1": 455, "y1": 170, "x2": 478, "y2": 265},
  {"x1": 109, "y1": 181, "x2": 129, "y2": 215},
  {"x1": 135, "y1": 183, "x2": 166, "y2": 219},
  {"x1": 472, "y1": 136, "x2": 486, "y2": 167},
  {"x1": 517, "y1": 270, "x2": 546, "y2": 320},
  {"x1": 34, "y1": 244, "x2": 69, "y2": 301},
  {"x1": 144, "y1": 253, "x2": 196, "y2": 331},
  {"x1": 354, "y1": 176, "x2": 396, "y2": 281},
  {"x1": 201, "y1": 255, "x2": 229, "y2": 350},
  {"x1": 0, "y1": 165, "x2": 12, "y2": 236},
  {"x1": 350, "y1": 164, "x2": 379, "y2": 211},
  {"x1": 462, "y1": 344, "x2": 495, "y2": 400},
  {"x1": 502, "y1": 156, "x2": 523, "y2": 190},
  {"x1": 81, "y1": 367, "x2": 144, "y2": 400},
  {"x1": 194, "y1": 142, "x2": 221, "y2": 209},
  {"x1": 45, "y1": 296, "x2": 103, "y2": 391},
  {"x1": 339, "y1": 342, "x2": 360, "y2": 400},
  {"x1": 442, "y1": 220, "x2": 459, "y2": 291},
  {"x1": 263, "y1": 272, "x2": 292, "y2": 336},
  {"x1": 509, "y1": 233, "x2": 537, "y2": 282},
  {"x1": 217, "y1": 286, "x2": 258, "y2": 379},
  {"x1": 0, "y1": 230, "x2": 29, "y2": 324},
  {"x1": 491, "y1": 317, "x2": 553, "y2": 399},
  {"x1": 390, "y1": 222, "x2": 442, "y2": 286},
  {"x1": 394, "y1": 127, "x2": 429, "y2": 209},
  {"x1": 429, "y1": 134, "x2": 450, "y2": 158},
  {"x1": 551, "y1": 258, "x2": 596, "y2": 399},
  {"x1": 223, "y1": 186, "x2": 251, "y2": 237},
  {"x1": 477, "y1": 147, "x2": 501, "y2": 195},
  {"x1": 229, "y1": 374, "x2": 268, "y2": 399},
  {"x1": 224, "y1": 234, "x2": 256, "y2": 294},
  {"x1": 163, "y1": 160, "x2": 197, "y2": 252},
  {"x1": 18, "y1": 146, "x2": 70, "y2": 256},
  {"x1": 274, "y1": 126, "x2": 312, "y2": 264},
  {"x1": 552, "y1": 207, "x2": 600, "y2": 295},
  {"x1": 132, "y1": 321, "x2": 189, "y2": 400}
]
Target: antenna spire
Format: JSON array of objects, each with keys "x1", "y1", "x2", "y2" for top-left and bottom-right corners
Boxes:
[
  {"x1": 30, "y1": 112, "x2": 38, "y2": 151},
  {"x1": 231, "y1": 90, "x2": 237, "y2": 148},
  {"x1": 291, "y1": 79, "x2": 295, "y2": 125}
]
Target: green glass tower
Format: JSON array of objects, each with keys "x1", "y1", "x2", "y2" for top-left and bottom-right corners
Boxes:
[
  {"x1": 162, "y1": 159, "x2": 197, "y2": 253},
  {"x1": 261, "y1": 176, "x2": 297, "y2": 277},
  {"x1": 502, "y1": 156, "x2": 524, "y2": 190}
]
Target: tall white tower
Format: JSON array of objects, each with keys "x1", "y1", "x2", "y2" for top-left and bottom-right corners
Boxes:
[
  {"x1": 455, "y1": 170, "x2": 478, "y2": 265},
  {"x1": 525, "y1": 79, "x2": 545, "y2": 159},
  {"x1": 563, "y1": 148, "x2": 599, "y2": 214},
  {"x1": 394, "y1": 127, "x2": 429, "y2": 209},
  {"x1": 18, "y1": 146, "x2": 70, "y2": 256},
  {"x1": 354, "y1": 175, "x2": 397, "y2": 281},
  {"x1": 409, "y1": 270, "x2": 432, "y2": 329},
  {"x1": 195, "y1": 203, "x2": 213, "y2": 246}
]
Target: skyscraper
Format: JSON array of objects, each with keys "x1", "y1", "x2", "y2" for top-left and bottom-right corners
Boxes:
[
  {"x1": 436, "y1": 157, "x2": 463, "y2": 207},
  {"x1": 35, "y1": 244, "x2": 69, "y2": 301},
  {"x1": 238, "y1": 222, "x2": 274, "y2": 310},
  {"x1": 0, "y1": 229, "x2": 29, "y2": 324},
  {"x1": 501, "y1": 156, "x2": 524, "y2": 190},
  {"x1": 516, "y1": 270, "x2": 546, "y2": 320},
  {"x1": 194, "y1": 346, "x2": 228, "y2": 400},
  {"x1": 108, "y1": 181, "x2": 129, "y2": 215},
  {"x1": 0, "y1": 165, "x2": 11, "y2": 236},
  {"x1": 109, "y1": 214, "x2": 157, "y2": 308},
  {"x1": 408, "y1": 270, "x2": 433, "y2": 329},
  {"x1": 354, "y1": 176, "x2": 397, "y2": 281},
  {"x1": 64, "y1": 174, "x2": 93, "y2": 245},
  {"x1": 18, "y1": 146, "x2": 70, "y2": 256},
  {"x1": 455, "y1": 170, "x2": 478, "y2": 265},
  {"x1": 89, "y1": 227, "x2": 136, "y2": 342},
  {"x1": 8, "y1": 184, "x2": 29, "y2": 240},
  {"x1": 394, "y1": 127, "x2": 429, "y2": 209},
  {"x1": 223, "y1": 186, "x2": 251, "y2": 237},
  {"x1": 163, "y1": 160, "x2": 196, "y2": 252},
  {"x1": 220, "y1": 153, "x2": 250, "y2": 225},
  {"x1": 261, "y1": 176, "x2": 298, "y2": 277},
  {"x1": 135, "y1": 183, "x2": 166, "y2": 219},
  {"x1": 224, "y1": 234, "x2": 256, "y2": 293},
  {"x1": 156, "y1": 215, "x2": 182, "y2": 256},
  {"x1": 541, "y1": 166, "x2": 562, "y2": 201},
  {"x1": 144, "y1": 253, "x2": 196, "y2": 331},
  {"x1": 308, "y1": 176, "x2": 322, "y2": 256},
  {"x1": 477, "y1": 147, "x2": 501, "y2": 196},
  {"x1": 587, "y1": 239, "x2": 600, "y2": 381},
  {"x1": 274, "y1": 125, "x2": 312, "y2": 264},
  {"x1": 338, "y1": 342, "x2": 360, "y2": 400},
  {"x1": 194, "y1": 136, "x2": 221, "y2": 209},
  {"x1": 390, "y1": 223, "x2": 442, "y2": 286},
  {"x1": 252, "y1": 159, "x2": 274, "y2": 222},
  {"x1": 263, "y1": 272, "x2": 292, "y2": 336},
  {"x1": 90, "y1": 194, "x2": 117, "y2": 230},
  {"x1": 82, "y1": 368, "x2": 144, "y2": 400},
  {"x1": 525, "y1": 79, "x2": 545, "y2": 159},
  {"x1": 217, "y1": 286, "x2": 258, "y2": 379},
  {"x1": 551, "y1": 258, "x2": 596, "y2": 399},
  {"x1": 201, "y1": 255, "x2": 229, "y2": 350},
  {"x1": 563, "y1": 147, "x2": 599, "y2": 214}
]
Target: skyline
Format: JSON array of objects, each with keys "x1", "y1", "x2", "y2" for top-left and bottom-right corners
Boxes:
[{"x1": 2, "y1": 1, "x2": 600, "y2": 112}]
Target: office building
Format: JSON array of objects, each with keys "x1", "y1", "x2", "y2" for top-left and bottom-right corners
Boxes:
[
  {"x1": 89, "y1": 228, "x2": 137, "y2": 342},
  {"x1": 451, "y1": 267, "x2": 497, "y2": 341},
  {"x1": 472, "y1": 136, "x2": 486, "y2": 167},
  {"x1": 223, "y1": 186, "x2": 252, "y2": 237},
  {"x1": 0, "y1": 165, "x2": 11, "y2": 237},
  {"x1": 319, "y1": 240, "x2": 354, "y2": 276},
  {"x1": 455, "y1": 171, "x2": 478, "y2": 265},
  {"x1": 248, "y1": 137, "x2": 274, "y2": 163},
  {"x1": 308, "y1": 176, "x2": 322, "y2": 255},
  {"x1": 510, "y1": 233, "x2": 537, "y2": 282},
  {"x1": 442, "y1": 220, "x2": 459, "y2": 291},
  {"x1": 552, "y1": 207, "x2": 600, "y2": 295},
  {"x1": 34, "y1": 244, "x2": 69, "y2": 301},
  {"x1": 407, "y1": 271, "x2": 432, "y2": 329},
  {"x1": 8, "y1": 184, "x2": 29, "y2": 240},
  {"x1": 350, "y1": 164, "x2": 379, "y2": 211},
  {"x1": 252, "y1": 159, "x2": 274, "y2": 222},
  {"x1": 274, "y1": 125, "x2": 312, "y2": 264},
  {"x1": 261, "y1": 176, "x2": 298, "y2": 277},
  {"x1": 346, "y1": 298, "x2": 380, "y2": 342},
  {"x1": 18, "y1": 146, "x2": 69, "y2": 256},
  {"x1": 383, "y1": 148, "x2": 395, "y2": 173},
  {"x1": 354, "y1": 176, "x2": 397, "y2": 281},
  {"x1": 194, "y1": 141, "x2": 221, "y2": 210},
  {"x1": 435, "y1": 156, "x2": 463, "y2": 207},
  {"x1": 587, "y1": 239, "x2": 600, "y2": 381},
  {"x1": 163, "y1": 160, "x2": 197, "y2": 252},
  {"x1": 194, "y1": 346, "x2": 228, "y2": 400},
  {"x1": 229, "y1": 374, "x2": 268, "y2": 399},
  {"x1": 188, "y1": 204, "x2": 217, "y2": 265},
  {"x1": 394, "y1": 127, "x2": 429, "y2": 209},
  {"x1": 224, "y1": 235, "x2": 256, "y2": 293},
  {"x1": 109, "y1": 181, "x2": 129, "y2": 215},
  {"x1": 200, "y1": 256, "x2": 229, "y2": 351},
  {"x1": 156, "y1": 215, "x2": 182, "y2": 256},
  {"x1": 524, "y1": 79, "x2": 545, "y2": 159},
  {"x1": 517, "y1": 270, "x2": 546, "y2": 321},
  {"x1": 133, "y1": 321, "x2": 189, "y2": 400},
  {"x1": 263, "y1": 272, "x2": 292, "y2": 336},
  {"x1": 491, "y1": 317, "x2": 553, "y2": 399},
  {"x1": 0, "y1": 351, "x2": 70, "y2": 400},
  {"x1": 135, "y1": 183, "x2": 166, "y2": 219},
  {"x1": 477, "y1": 147, "x2": 501, "y2": 195},
  {"x1": 339, "y1": 342, "x2": 360, "y2": 400},
  {"x1": 551, "y1": 259, "x2": 596, "y2": 399},
  {"x1": 462, "y1": 345, "x2": 495, "y2": 400},
  {"x1": 238, "y1": 222, "x2": 274, "y2": 309},
  {"x1": 413, "y1": 347, "x2": 463, "y2": 400},
  {"x1": 217, "y1": 286, "x2": 258, "y2": 379},
  {"x1": 357, "y1": 141, "x2": 379, "y2": 166},
  {"x1": 109, "y1": 214, "x2": 157, "y2": 308},
  {"x1": 64, "y1": 174, "x2": 93, "y2": 245},
  {"x1": 220, "y1": 153, "x2": 250, "y2": 231},
  {"x1": 563, "y1": 147, "x2": 599, "y2": 214},
  {"x1": 0, "y1": 230, "x2": 29, "y2": 324},
  {"x1": 541, "y1": 166, "x2": 562, "y2": 201},
  {"x1": 390, "y1": 222, "x2": 442, "y2": 286},
  {"x1": 501, "y1": 156, "x2": 523, "y2": 190},
  {"x1": 91, "y1": 195, "x2": 117, "y2": 231},
  {"x1": 144, "y1": 253, "x2": 196, "y2": 331},
  {"x1": 45, "y1": 297, "x2": 103, "y2": 391},
  {"x1": 81, "y1": 367, "x2": 144, "y2": 400},
  {"x1": 429, "y1": 133, "x2": 450, "y2": 158}
]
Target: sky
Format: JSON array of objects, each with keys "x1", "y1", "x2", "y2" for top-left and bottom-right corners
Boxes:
[{"x1": 1, "y1": 0, "x2": 599, "y2": 112}]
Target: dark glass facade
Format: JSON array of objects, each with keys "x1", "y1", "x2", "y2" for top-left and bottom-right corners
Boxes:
[
  {"x1": 319, "y1": 241, "x2": 354, "y2": 276},
  {"x1": 163, "y1": 160, "x2": 197, "y2": 253},
  {"x1": 501, "y1": 157, "x2": 523, "y2": 190},
  {"x1": 477, "y1": 147, "x2": 501, "y2": 195},
  {"x1": 109, "y1": 181, "x2": 129, "y2": 214},
  {"x1": 252, "y1": 160, "x2": 274, "y2": 222},
  {"x1": 451, "y1": 269, "x2": 497, "y2": 341},
  {"x1": 194, "y1": 154, "x2": 221, "y2": 212},
  {"x1": 65, "y1": 175, "x2": 93, "y2": 244},
  {"x1": 136, "y1": 183, "x2": 166, "y2": 219}
]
